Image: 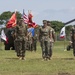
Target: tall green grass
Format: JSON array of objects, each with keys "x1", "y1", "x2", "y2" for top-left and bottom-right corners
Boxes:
[{"x1": 0, "y1": 41, "x2": 75, "y2": 75}]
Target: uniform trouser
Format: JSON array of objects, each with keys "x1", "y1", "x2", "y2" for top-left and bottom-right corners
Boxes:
[
  {"x1": 14, "y1": 40, "x2": 26, "y2": 57},
  {"x1": 28, "y1": 41, "x2": 33, "y2": 51},
  {"x1": 72, "y1": 41, "x2": 75, "y2": 56},
  {"x1": 41, "y1": 41, "x2": 50, "y2": 58},
  {"x1": 33, "y1": 41, "x2": 37, "y2": 51},
  {"x1": 48, "y1": 42, "x2": 53, "y2": 57}
]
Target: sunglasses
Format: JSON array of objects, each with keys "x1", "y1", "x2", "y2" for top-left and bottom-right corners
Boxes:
[{"x1": 43, "y1": 23, "x2": 47, "y2": 24}]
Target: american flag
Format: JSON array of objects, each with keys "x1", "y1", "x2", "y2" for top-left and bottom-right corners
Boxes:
[{"x1": 22, "y1": 9, "x2": 29, "y2": 24}]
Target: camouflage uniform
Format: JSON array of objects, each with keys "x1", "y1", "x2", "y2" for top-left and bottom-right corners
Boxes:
[
  {"x1": 32, "y1": 34, "x2": 38, "y2": 52},
  {"x1": 49, "y1": 28, "x2": 55, "y2": 57},
  {"x1": 71, "y1": 27, "x2": 75, "y2": 56},
  {"x1": 47, "y1": 21, "x2": 55, "y2": 59},
  {"x1": 39, "y1": 20, "x2": 52, "y2": 60},
  {"x1": 27, "y1": 32, "x2": 33, "y2": 51},
  {"x1": 14, "y1": 19, "x2": 27, "y2": 60}
]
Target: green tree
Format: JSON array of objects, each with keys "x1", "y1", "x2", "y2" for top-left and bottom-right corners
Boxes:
[
  {"x1": 51, "y1": 21, "x2": 64, "y2": 33},
  {"x1": 0, "y1": 11, "x2": 22, "y2": 25},
  {"x1": 0, "y1": 11, "x2": 12, "y2": 24}
]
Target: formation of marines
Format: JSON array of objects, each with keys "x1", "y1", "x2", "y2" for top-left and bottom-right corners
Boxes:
[
  {"x1": 4, "y1": 18, "x2": 75, "y2": 60},
  {"x1": 3, "y1": 18, "x2": 55, "y2": 60}
]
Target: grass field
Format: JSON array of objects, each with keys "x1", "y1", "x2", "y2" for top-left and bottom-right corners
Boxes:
[{"x1": 0, "y1": 41, "x2": 75, "y2": 75}]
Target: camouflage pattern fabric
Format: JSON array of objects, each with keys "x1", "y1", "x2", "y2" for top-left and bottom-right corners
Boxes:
[
  {"x1": 39, "y1": 26, "x2": 52, "y2": 59},
  {"x1": 14, "y1": 20, "x2": 27, "y2": 58}
]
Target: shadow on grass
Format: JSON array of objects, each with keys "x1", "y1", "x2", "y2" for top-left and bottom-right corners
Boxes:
[
  {"x1": 61, "y1": 58, "x2": 74, "y2": 60},
  {"x1": 5, "y1": 57, "x2": 19, "y2": 60},
  {"x1": 53, "y1": 57, "x2": 74, "y2": 60},
  {"x1": 5, "y1": 57, "x2": 42, "y2": 61},
  {"x1": 58, "y1": 72, "x2": 71, "y2": 75},
  {"x1": 5, "y1": 57, "x2": 75, "y2": 61}
]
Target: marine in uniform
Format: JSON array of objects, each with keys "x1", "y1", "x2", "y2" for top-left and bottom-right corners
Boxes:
[
  {"x1": 47, "y1": 21, "x2": 55, "y2": 58},
  {"x1": 70, "y1": 26, "x2": 75, "y2": 56},
  {"x1": 39, "y1": 20, "x2": 52, "y2": 60},
  {"x1": 14, "y1": 19, "x2": 27, "y2": 60},
  {"x1": 32, "y1": 33, "x2": 38, "y2": 52},
  {"x1": 27, "y1": 32, "x2": 33, "y2": 51}
]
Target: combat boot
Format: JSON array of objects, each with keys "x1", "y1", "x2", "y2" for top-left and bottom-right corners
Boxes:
[
  {"x1": 19, "y1": 57, "x2": 22, "y2": 60},
  {"x1": 22, "y1": 57, "x2": 26, "y2": 60}
]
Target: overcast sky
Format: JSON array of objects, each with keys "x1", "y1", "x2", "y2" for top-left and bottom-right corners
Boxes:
[{"x1": 0, "y1": 0, "x2": 75, "y2": 25}]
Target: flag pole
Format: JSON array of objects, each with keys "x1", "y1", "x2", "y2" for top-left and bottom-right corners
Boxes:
[
  {"x1": 64, "y1": 26, "x2": 66, "y2": 51},
  {"x1": 0, "y1": 39, "x2": 4, "y2": 50},
  {"x1": 0, "y1": 38, "x2": 2, "y2": 50},
  {"x1": 15, "y1": 9, "x2": 17, "y2": 13},
  {"x1": 60, "y1": 26, "x2": 66, "y2": 51},
  {"x1": 64, "y1": 36, "x2": 66, "y2": 51}
]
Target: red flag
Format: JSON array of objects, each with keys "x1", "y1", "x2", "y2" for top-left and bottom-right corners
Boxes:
[
  {"x1": 6, "y1": 12, "x2": 17, "y2": 28},
  {"x1": 28, "y1": 13, "x2": 33, "y2": 23},
  {"x1": 28, "y1": 22, "x2": 38, "y2": 28},
  {"x1": 28, "y1": 12, "x2": 37, "y2": 28}
]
